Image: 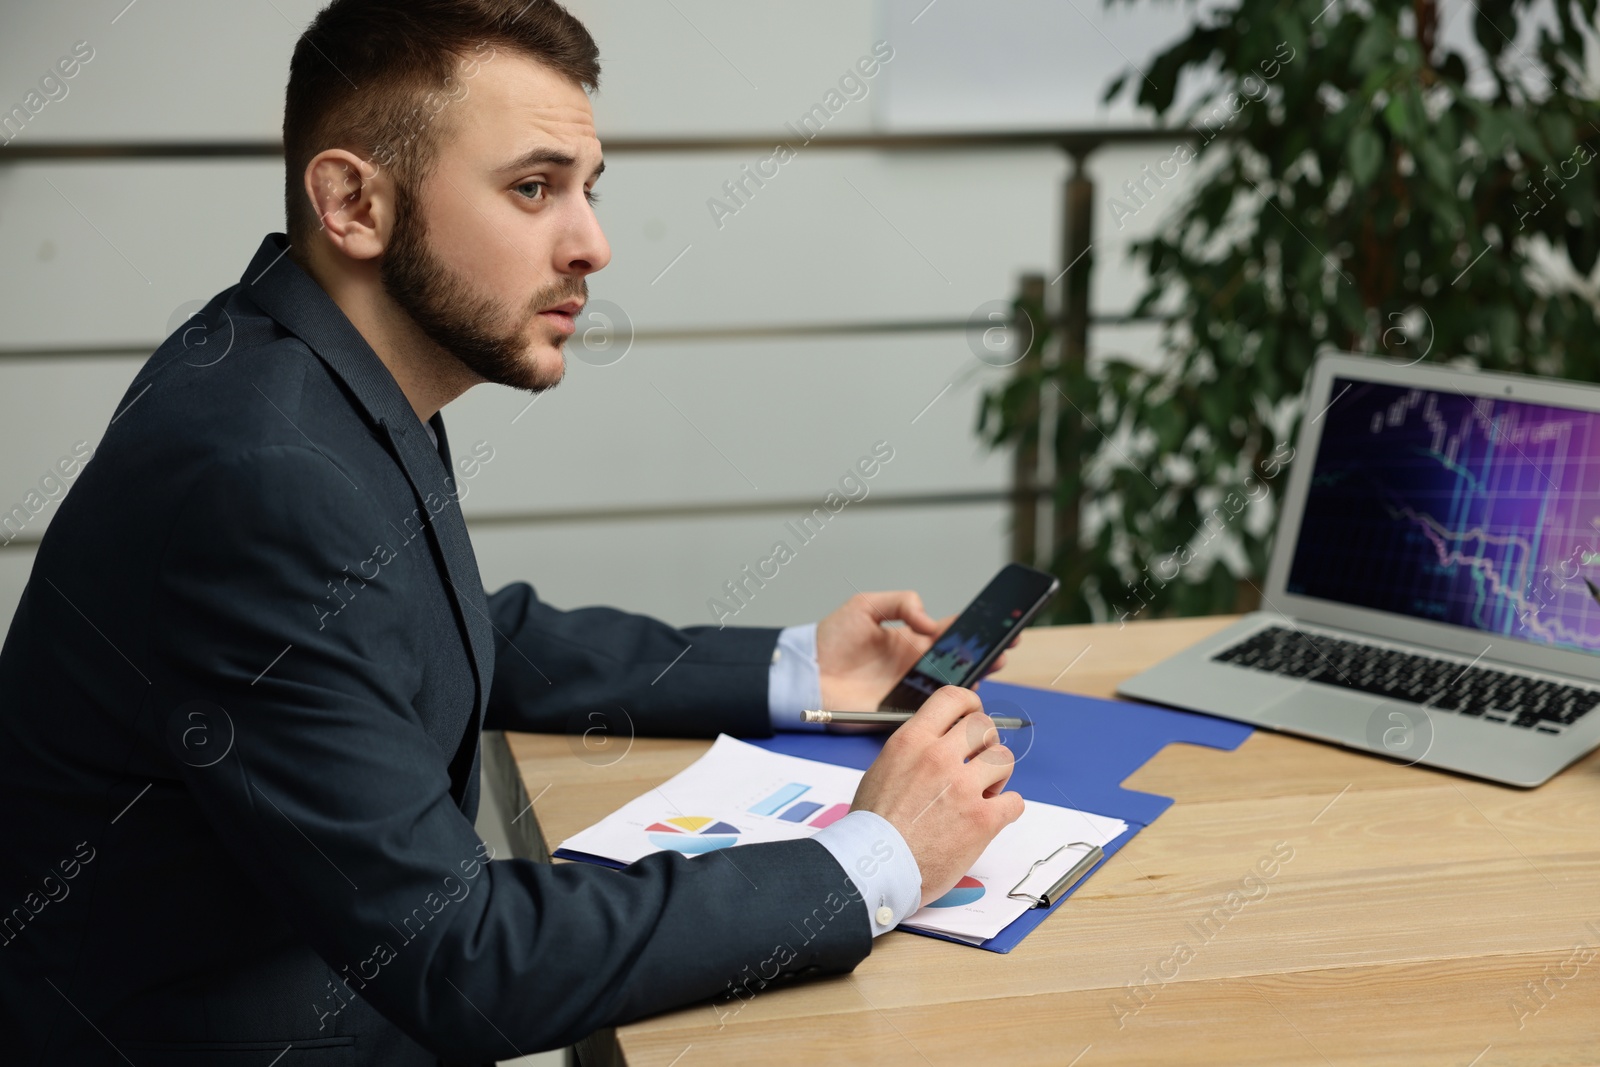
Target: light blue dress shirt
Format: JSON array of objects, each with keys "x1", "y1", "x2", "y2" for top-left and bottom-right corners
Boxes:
[{"x1": 767, "y1": 623, "x2": 922, "y2": 936}]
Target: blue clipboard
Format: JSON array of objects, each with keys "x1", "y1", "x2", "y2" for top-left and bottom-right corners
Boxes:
[{"x1": 748, "y1": 681, "x2": 1253, "y2": 953}]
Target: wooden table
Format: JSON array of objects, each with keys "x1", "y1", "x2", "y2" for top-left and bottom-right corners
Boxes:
[{"x1": 494, "y1": 616, "x2": 1600, "y2": 1066}]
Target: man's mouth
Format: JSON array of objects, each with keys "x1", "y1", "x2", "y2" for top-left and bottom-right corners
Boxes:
[{"x1": 537, "y1": 299, "x2": 583, "y2": 336}]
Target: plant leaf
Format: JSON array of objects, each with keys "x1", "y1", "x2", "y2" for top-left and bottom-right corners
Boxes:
[{"x1": 1349, "y1": 126, "x2": 1383, "y2": 185}]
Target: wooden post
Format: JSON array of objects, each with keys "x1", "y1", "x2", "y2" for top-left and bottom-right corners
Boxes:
[
  {"x1": 1010, "y1": 272, "x2": 1046, "y2": 566},
  {"x1": 1052, "y1": 152, "x2": 1094, "y2": 570}
]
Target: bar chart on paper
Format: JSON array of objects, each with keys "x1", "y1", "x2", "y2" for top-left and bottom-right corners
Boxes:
[{"x1": 747, "y1": 782, "x2": 852, "y2": 829}]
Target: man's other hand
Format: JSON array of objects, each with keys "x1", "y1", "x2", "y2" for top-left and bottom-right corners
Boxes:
[
  {"x1": 849, "y1": 685, "x2": 1025, "y2": 908},
  {"x1": 815, "y1": 589, "x2": 1015, "y2": 711}
]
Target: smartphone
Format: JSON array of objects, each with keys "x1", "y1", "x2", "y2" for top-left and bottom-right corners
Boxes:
[{"x1": 879, "y1": 563, "x2": 1060, "y2": 711}]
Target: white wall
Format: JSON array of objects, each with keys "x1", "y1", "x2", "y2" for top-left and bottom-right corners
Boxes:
[{"x1": 0, "y1": 0, "x2": 1204, "y2": 632}]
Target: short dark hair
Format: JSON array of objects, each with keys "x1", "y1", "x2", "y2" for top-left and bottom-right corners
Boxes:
[{"x1": 282, "y1": 0, "x2": 600, "y2": 251}]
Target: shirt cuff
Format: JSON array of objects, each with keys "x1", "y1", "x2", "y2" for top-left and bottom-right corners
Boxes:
[
  {"x1": 810, "y1": 810, "x2": 922, "y2": 937},
  {"x1": 767, "y1": 622, "x2": 825, "y2": 731}
]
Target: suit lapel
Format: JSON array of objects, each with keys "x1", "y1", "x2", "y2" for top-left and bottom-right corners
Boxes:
[
  {"x1": 379, "y1": 417, "x2": 496, "y2": 727},
  {"x1": 238, "y1": 233, "x2": 495, "y2": 726}
]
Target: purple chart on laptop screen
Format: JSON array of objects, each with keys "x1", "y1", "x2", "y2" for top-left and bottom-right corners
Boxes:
[{"x1": 1286, "y1": 378, "x2": 1600, "y2": 655}]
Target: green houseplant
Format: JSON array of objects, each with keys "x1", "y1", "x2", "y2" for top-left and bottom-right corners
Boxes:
[{"x1": 981, "y1": 0, "x2": 1600, "y2": 624}]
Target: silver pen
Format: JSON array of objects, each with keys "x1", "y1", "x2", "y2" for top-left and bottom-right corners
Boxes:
[{"x1": 801, "y1": 709, "x2": 1031, "y2": 729}]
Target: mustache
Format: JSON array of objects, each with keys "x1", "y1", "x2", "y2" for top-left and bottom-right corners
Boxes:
[{"x1": 529, "y1": 278, "x2": 588, "y2": 313}]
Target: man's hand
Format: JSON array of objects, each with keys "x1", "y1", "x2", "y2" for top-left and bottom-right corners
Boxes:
[
  {"x1": 814, "y1": 590, "x2": 1014, "y2": 711},
  {"x1": 849, "y1": 685, "x2": 1025, "y2": 908}
]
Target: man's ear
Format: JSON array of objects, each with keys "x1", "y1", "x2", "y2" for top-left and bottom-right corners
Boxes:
[{"x1": 303, "y1": 149, "x2": 390, "y2": 262}]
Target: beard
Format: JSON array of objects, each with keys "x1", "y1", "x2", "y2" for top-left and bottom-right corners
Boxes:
[{"x1": 379, "y1": 180, "x2": 584, "y2": 394}]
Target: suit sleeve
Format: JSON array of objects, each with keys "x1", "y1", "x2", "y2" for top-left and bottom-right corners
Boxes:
[
  {"x1": 483, "y1": 581, "x2": 782, "y2": 737},
  {"x1": 145, "y1": 445, "x2": 871, "y2": 1060}
]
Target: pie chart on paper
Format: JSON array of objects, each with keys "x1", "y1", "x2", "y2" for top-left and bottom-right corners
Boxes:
[
  {"x1": 926, "y1": 875, "x2": 985, "y2": 908},
  {"x1": 646, "y1": 816, "x2": 741, "y2": 854}
]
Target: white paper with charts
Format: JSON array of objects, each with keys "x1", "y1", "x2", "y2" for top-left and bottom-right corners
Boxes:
[{"x1": 555, "y1": 734, "x2": 1127, "y2": 943}]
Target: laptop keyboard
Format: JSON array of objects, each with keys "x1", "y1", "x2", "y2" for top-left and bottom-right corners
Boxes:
[{"x1": 1211, "y1": 626, "x2": 1600, "y2": 734}]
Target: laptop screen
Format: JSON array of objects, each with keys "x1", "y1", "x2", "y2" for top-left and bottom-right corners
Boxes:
[{"x1": 1285, "y1": 376, "x2": 1600, "y2": 657}]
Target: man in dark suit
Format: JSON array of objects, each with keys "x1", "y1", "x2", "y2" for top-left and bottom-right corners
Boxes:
[{"x1": 0, "y1": 1, "x2": 1025, "y2": 1064}]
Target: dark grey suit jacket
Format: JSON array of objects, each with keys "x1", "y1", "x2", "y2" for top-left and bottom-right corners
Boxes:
[{"x1": 0, "y1": 233, "x2": 870, "y2": 1066}]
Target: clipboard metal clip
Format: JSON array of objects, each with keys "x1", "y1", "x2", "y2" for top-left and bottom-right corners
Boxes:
[{"x1": 1006, "y1": 842, "x2": 1103, "y2": 909}]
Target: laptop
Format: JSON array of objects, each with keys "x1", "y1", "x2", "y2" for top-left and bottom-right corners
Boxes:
[{"x1": 1118, "y1": 351, "x2": 1600, "y2": 787}]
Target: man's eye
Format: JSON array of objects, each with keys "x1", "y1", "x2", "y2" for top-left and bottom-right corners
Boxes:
[
  {"x1": 514, "y1": 181, "x2": 547, "y2": 201},
  {"x1": 585, "y1": 189, "x2": 600, "y2": 206}
]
